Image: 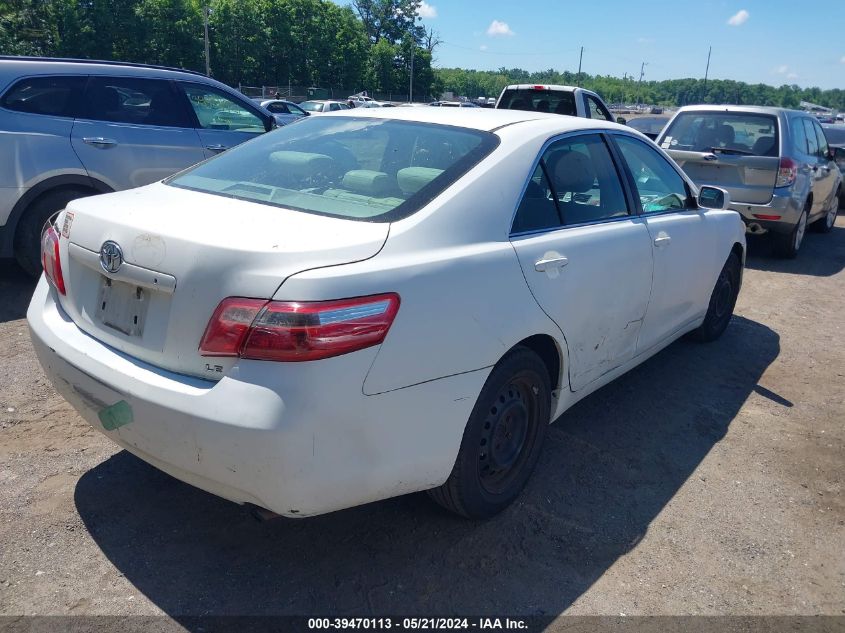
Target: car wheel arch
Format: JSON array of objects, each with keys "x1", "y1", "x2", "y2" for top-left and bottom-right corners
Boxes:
[
  {"x1": 510, "y1": 334, "x2": 566, "y2": 400},
  {"x1": 3, "y1": 175, "x2": 113, "y2": 258}
]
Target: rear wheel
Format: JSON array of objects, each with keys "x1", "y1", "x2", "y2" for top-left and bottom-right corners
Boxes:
[
  {"x1": 688, "y1": 252, "x2": 741, "y2": 343},
  {"x1": 772, "y1": 206, "x2": 807, "y2": 259},
  {"x1": 811, "y1": 196, "x2": 838, "y2": 233},
  {"x1": 14, "y1": 188, "x2": 91, "y2": 277},
  {"x1": 428, "y1": 347, "x2": 551, "y2": 519}
]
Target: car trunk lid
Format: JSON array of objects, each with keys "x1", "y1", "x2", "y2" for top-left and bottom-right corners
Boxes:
[
  {"x1": 56, "y1": 182, "x2": 389, "y2": 380},
  {"x1": 665, "y1": 150, "x2": 780, "y2": 205}
]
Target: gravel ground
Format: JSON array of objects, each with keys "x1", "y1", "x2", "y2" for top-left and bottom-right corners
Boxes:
[{"x1": 0, "y1": 218, "x2": 843, "y2": 621}]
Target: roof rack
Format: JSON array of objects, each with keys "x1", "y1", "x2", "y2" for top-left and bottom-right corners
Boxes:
[{"x1": 0, "y1": 56, "x2": 207, "y2": 77}]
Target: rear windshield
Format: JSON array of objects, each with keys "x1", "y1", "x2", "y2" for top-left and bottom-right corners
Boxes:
[
  {"x1": 167, "y1": 117, "x2": 499, "y2": 222},
  {"x1": 497, "y1": 88, "x2": 576, "y2": 116},
  {"x1": 661, "y1": 111, "x2": 779, "y2": 157}
]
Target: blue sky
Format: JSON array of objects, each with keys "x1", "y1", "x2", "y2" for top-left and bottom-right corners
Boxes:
[{"x1": 337, "y1": 0, "x2": 845, "y2": 90}]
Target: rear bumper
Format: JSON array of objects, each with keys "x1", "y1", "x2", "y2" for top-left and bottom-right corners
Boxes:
[
  {"x1": 731, "y1": 188, "x2": 803, "y2": 235},
  {"x1": 27, "y1": 279, "x2": 487, "y2": 517}
]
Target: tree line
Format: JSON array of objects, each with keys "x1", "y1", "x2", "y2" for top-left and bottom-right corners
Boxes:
[
  {"x1": 434, "y1": 67, "x2": 845, "y2": 111},
  {"x1": 0, "y1": 0, "x2": 437, "y2": 96},
  {"x1": 1, "y1": 0, "x2": 842, "y2": 109}
]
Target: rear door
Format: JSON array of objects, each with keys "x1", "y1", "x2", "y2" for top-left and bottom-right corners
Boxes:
[
  {"x1": 71, "y1": 76, "x2": 205, "y2": 190},
  {"x1": 177, "y1": 81, "x2": 268, "y2": 158},
  {"x1": 612, "y1": 133, "x2": 718, "y2": 350},
  {"x1": 660, "y1": 110, "x2": 780, "y2": 204},
  {"x1": 509, "y1": 133, "x2": 654, "y2": 391}
]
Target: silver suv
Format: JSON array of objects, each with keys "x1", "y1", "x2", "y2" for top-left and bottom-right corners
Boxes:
[
  {"x1": 658, "y1": 105, "x2": 841, "y2": 258},
  {"x1": 0, "y1": 57, "x2": 275, "y2": 275}
]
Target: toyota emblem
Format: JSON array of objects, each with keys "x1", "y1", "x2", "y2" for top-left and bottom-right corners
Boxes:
[{"x1": 99, "y1": 241, "x2": 124, "y2": 274}]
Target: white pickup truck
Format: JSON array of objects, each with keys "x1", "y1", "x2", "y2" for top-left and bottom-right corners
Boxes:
[{"x1": 495, "y1": 84, "x2": 616, "y2": 122}]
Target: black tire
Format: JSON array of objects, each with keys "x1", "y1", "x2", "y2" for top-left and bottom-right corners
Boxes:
[
  {"x1": 14, "y1": 188, "x2": 91, "y2": 277},
  {"x1": 772, "y1": 206, "x2": 808, "y2": 259},
  {"x1": 428, "y1": 346, "x2": 551, "y2": 519},
  {"x1": 810, "y1": 196, "x2": 838, "y2": 233},
  {"x1": 687, "y1": 252, "x2": 741, "y2": 343}
]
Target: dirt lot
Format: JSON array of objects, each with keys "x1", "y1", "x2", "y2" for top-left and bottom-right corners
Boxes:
[{"x1": 0, "y1": 220, "x2": 844, "y2": 622}]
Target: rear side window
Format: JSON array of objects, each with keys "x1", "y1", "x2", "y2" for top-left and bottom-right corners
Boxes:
[
  {"x1": 792, "y1": 118, "x2": 809, "y2": 155},
  {"x1": 1, "y1": 76, "x2": 85, "y2": 118},
  {"x1": 661, "y1": 111, "x2": 779, "y2": 157},
  {"x1": 803, "y1": 119, "x2": 819, "y2": 156},
  {"x1": 167, "y1": 117, "x2": 499, "y2": 222},
  {"x1": 80, "y1": 77, "x2": 191, "y2": 127},
  {"x1": 498, "y1": 88, "x2": 576, "y2": 116}
]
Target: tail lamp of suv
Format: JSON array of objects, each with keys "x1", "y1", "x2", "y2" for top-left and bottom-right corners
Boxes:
[
  {"x1": 775, "y1": 157, "x2": 797, "y2": 188},
  {"x1": 41, "y1": 224, "x2": 66, "y2": 295},
  {"x1": 199, "y1": 293, "x2": 400, "y2": 362}
]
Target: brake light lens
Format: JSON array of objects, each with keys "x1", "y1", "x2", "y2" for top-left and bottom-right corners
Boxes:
[
  {"x1": 199, "y1": 293, "x2": 400, "y2": 362},
  {"x1": 775, "y1": 157, "x2": 797, "y2": 188},
  {"x1": 40, "y1": 224, "x2": 66, "y2": 295},
  {"x1": 532, "y1": 85, "x2": 546, "y2": 91}
]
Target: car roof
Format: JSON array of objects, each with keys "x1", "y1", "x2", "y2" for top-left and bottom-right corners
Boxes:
[
  {"x1": 504, "y1": 84, "x2": 580, "y2": 92},
  {"x1": 313, "y1": 106, "x2": 628, "y2": 135},
  {"x1": 673, "y1": 104, "x2": 804, "y2": 117},
  {"x1": 0, "y1": 56, "x2": 233, "y2": 92}
]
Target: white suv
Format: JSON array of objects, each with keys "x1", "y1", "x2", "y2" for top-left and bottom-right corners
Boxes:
[{"x1": 495, "y1": 84, "x2": 615, "y2": 122}]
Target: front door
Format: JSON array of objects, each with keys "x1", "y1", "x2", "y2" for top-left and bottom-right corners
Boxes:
[
  {"x1": 509, "y1": 133, "x2": 654, "y2": 391},
  {"x1": 611, "y1": 133, "x2": 717, "y2": 351},
  {"x1": 71, "y1": 76, "x2": 205, "y2": 190}
]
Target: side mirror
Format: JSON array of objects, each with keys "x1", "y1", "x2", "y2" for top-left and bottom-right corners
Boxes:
[
  {"x1": 616, "y1": 116, "x2": 627, "y2": 125},
  {"x1": 698, "y1": 185, "x2": 731, "y2": 210}
]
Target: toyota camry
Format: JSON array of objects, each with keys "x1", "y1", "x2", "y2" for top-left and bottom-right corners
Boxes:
[{"x1": 28, "y1": 107, "x2": 745, "y2": 519}]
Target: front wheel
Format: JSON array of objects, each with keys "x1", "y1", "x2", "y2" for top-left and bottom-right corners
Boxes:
[
  {"x1": 688, "y1": 252, "x2": 741, "y2": 343},
  {"x1": 428, "y1": 347, "x2": 551, "y2": 519}
]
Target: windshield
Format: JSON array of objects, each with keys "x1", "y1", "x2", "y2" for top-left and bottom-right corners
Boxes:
[
  {"x1": 661, "y1": 111, "x2": 779, "y2": 156},
  {"x1": 167, "y1": 116, "x2": 498, "y2": 222},
  {"x1": 497, "y1": 88, "x2": 576, "y2": 116}
]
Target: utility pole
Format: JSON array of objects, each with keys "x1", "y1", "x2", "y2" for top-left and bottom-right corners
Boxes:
[
  {"x1": 577, "y1": 46, "x2": 583, "y2": 83},
  {"x1": 636, "y1": 61, "x2": 647, "y2": 108},
  {"x1": 703, "y1": 45, "x2": 712, "y2": 100},
  {"x1": 203, "y1": 5, "x2": 211, "y2": 76},
  {"x1": 409, "y1": 44, "x2": 414, "y2": 103}
]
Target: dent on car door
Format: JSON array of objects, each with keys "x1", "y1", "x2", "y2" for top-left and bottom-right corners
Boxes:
[
  {"x1": 177, "y1": 82, "x2": 267, "y2": 158},
  {"x1": 611, "y1": 134, "x2": 717, "y2": 351},
  {"x1": 71, "y1": 76, "x2": 206, "y2": 190},
  {"x1": 509, "y1": 133, "x2": 654, "y2": 391}
]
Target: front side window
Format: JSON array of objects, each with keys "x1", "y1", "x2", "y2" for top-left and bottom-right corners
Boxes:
[
  {"x1": 615, "y1": 135, "x2": 689, "y2": 213},
  {"x1": 167, "y1": 117, "x2": 499, "y2": 222},
  {"x1": 1, "y1": 75, "x2": 86, "y2": 118},
  {"x1": 179, "y1": 82, "x2": 264, "y2": 132},
  {"x1": 585, "y1": 95, "x2": 612, "y2": 121},
  {"x1": 661, "y1": 111, "x2": 779, "y2": 157},
  {"x1": 80, "y1": 77, "x2": 191, "y2": 127},
  {"x1": 812, "y1": 120, "x2": 829, "y2": 157}
]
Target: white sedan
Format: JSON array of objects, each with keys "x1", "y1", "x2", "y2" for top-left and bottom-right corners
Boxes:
[{"x1": 28, "y1": 108, "x2": 745, "y2": 519}]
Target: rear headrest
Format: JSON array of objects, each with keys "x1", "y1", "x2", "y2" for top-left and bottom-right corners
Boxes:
[
  {"x1": 269, "y1": 151, "x2": 333, "y2": 176},
  {"x1": 548, "y1": 150, "x2": 595, "y2": 194},
  {"x1": 397, "y1": 167, "x2": 444, "y2": 195},
  {"x1": 341, "y1": 170, "x2": 391, "y2": 196}
]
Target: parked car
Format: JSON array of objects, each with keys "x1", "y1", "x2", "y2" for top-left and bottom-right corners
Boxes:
[
  {"x1": 822, "y1": 124, "x2": 845, "y2": 208},
  {"x1": 495, "y1": 84, "x2": 615, "y2": 122},
  {"x1": 625, "y1": 115, "x2": 670, "y2": 140},
  {"x1": 0, "y1": 56, "x2": 275, "y2": 275},
  {"x1": 299, "y1": 100, "x2": 351, "y2": 113},
  {"x1": 658, "y1": 105, "x2": 841, "y2": 257},
  {"x1": 253, "y1": 98, "x2": 309, "y2": 126},
  {"x1": 428, "y1": 101, "x2": 479, "y2": 107},
  {"x1": 29, "y1": 107, "x2": 744, "y2": 520}
]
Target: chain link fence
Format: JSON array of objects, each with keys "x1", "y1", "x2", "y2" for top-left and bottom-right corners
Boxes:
[{"x1": 238, "y1": 85, "x2": 434, "y2": 104}]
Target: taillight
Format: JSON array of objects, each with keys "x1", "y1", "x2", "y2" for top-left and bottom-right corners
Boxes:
[
  {"x1": 199, "y1": 293, "x2": 400, "y2": 362},
  {"x1": 40, "y1": 224, "x2": 66, "y2": 295},
  {"x1": 775, "y1": 157, "x2": 797, "y2": 188}
]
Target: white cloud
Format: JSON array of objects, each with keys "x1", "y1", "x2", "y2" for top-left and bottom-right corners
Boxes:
[
  {"x1": 417, "y1": 1, "x2": 437, "y2": 19},
  {"x1": 787, "y1": 72, "x2": 799, "y2": 80},
  {"x1": 479, "y1": 44, "x2": 488, "y2": 51},
  {"x1": 727, "y1": 9, "x2": 749, "y2": 26},
  {"x1": 486, "y1": 20, "x2": 514, "y2": 37},
  {"x1": 775, "y1": 65, "x2": 788, "y2": 74}
]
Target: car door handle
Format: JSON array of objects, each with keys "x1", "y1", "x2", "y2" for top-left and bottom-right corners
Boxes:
[
  {"x1": 534, "y1": 256, "x2": 569, "y2": 272},
  {"x1": 82, "y1": 137, "x2": 117, "y2": 148},
  {"x1": 653, "y1": 235, "x2": 672, "y2": 247},
  {"x1": 703, "y1": 153, "x2": 718, "y2": 161},
  {"x1": 206, "y1": 144, "x2": 229, "y2": 152}
]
